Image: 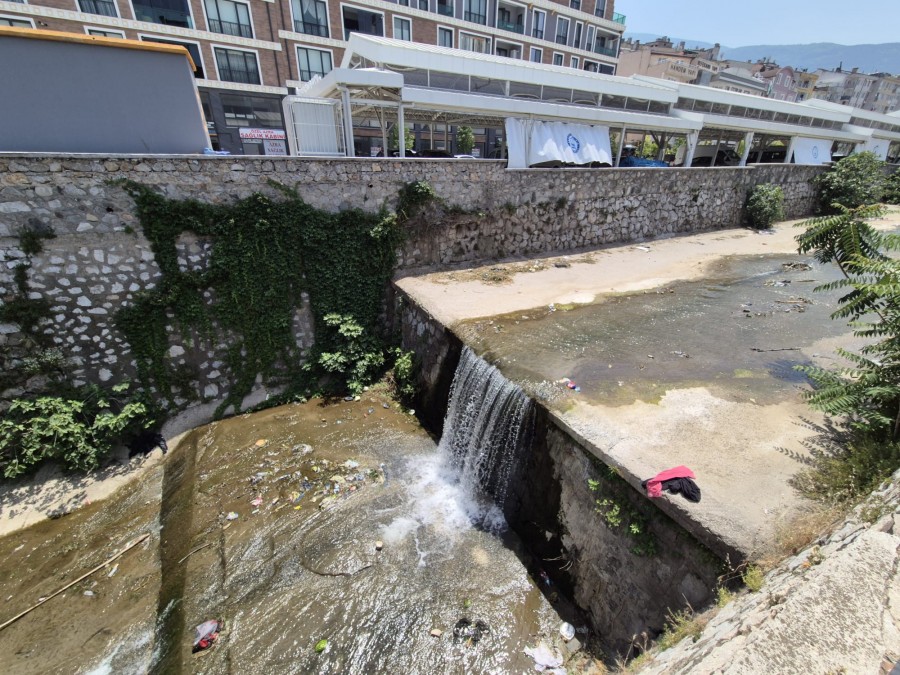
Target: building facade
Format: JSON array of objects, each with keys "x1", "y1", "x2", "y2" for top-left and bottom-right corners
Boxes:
[
  {"x1": 810, "y1": 68, "x2": 900, "y2": 114},
  {"x1": 617, "y1": 36, "x2": 721, "y2": 86},
  {"x1": 0, "y1": 0, "x2": 626, "y2": 154}
]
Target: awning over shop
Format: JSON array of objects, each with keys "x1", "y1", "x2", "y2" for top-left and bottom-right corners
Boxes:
[
  {"x1": 791, "y1": 137, "x2": 832, "y2": 165},
  {"x1": 505, "y1": 118, "x2": 613, "y2": 168}
]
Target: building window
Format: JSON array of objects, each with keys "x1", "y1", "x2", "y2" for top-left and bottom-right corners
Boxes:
[
  {"x1": 573, "y1": 21, "x2": 582, "y2": 49},
  {"x1": 531, "y1": 9, "x2": 545, "y2": 39},
  {"x1": 87, "y1": 27, "x2": 125, "y2": 37},
  {"x1": 0, "y1": 15, "x2": 33, "y2": 26},
  {"x1": 437, "y1": 26, "x2": 453, "y2": 48},
  {"x1": 530, "y1": 47, "x2": 542, "y2": 63},
  {"x1": 143, "y1": 36, "x2": 204, "y2": 77},
  {"x1": 436, "y1": 0, "x2": 452, "y2": 16},
  {"x1": 459, "y1": 31, "x2": 489, "y2": 53},
  {"x1": 417, "y1": 0, "x2": 427, "y2": 8},
  {"x1": 552, "y1": 52, "x2": 563, "y2": 66},
  {"x1": 584, "y1": 60, "x2": 598, "y2": 72},
  {"x1": 133, "y1": 0, "x2": 192, "y2": 27},
  {"x1": 571, "y1": 56, "x2": 579, "y2": 68},
  {"x1": 291, "y1": 0, "x2": 328, "y2": 37},
  {"x1": 78, "y1": 0, "x2": 118, "y2": 16},
  {"x1": 393, "y1": 16, "x2": 411, "y2": 40},
  {"x1": 296, "y1": 46, "x2": 332, "y2": 81},
  {"x1": 205, "y1": 0, "x2": 252, "y2": 37},
  {"x1": 570, "y1": 0, "x2": 580, "y2": 9},
  {"x1": 594, "y1": 0, "x2": 605, "y2": 17},
  {"x1": 220, "y1": 93, "x2": 283, "y2": 128},
  {"x1": 342, "y1": 6, "x2": 383, "y2": 41},
  {"x1": 555, "y1": 17, "x2": 569, "y2": 45},
  {"x1": 214, "y1": 47, "x2": 260, "y2": 84},
  {"x1": 397, "y1": 0, "x2": 409, "y2": 5},
  {"x1": 463, "y1": 0, "x2": 485, "y2": 24}
]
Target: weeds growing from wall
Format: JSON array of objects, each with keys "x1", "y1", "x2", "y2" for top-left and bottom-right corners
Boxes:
[{"x1": 115, "y1": 179, "x2": 409, "y2": 416}]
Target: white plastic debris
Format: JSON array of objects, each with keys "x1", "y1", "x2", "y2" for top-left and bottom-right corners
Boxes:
[
  {"x1": 559, "y1": 622, "x2": 575, "y2": 641},
  {"x1": 524, "y1": 643, "x2": 564, "y2": 673}
]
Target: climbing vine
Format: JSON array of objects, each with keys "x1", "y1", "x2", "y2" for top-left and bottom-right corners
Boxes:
[
  {"x1": 588, "y1": 464, "x2": 657, "y2": 557},
  {"x1": 114, "y1": 179, "x2": 408, "y2": 415}
]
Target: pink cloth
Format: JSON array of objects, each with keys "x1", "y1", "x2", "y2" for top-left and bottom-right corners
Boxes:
[{"x1": 644, "y1": 466, "x2": 695, "y2": 498}]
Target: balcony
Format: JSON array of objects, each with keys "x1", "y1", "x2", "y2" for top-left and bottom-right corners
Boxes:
[
  {"x1": 497, "y1": 19, "x2": 524, "y2": 33},
  {"x1": 556, "y1": 34, "x2": 568, "y2": 46},
  {"x1": 611, "y1": 11, "x2": 625, "y2": 24},
  {"x1": 464, "y1": 11, "x2": 486, "y2": 23},
  {"x1": 208, "y1": 17, "x2": 253, "y2": 38},
  {"x1": 593, "y1": 44, "x2": 616, "y2": 57},
  {"x1": 294, "y1": 19, "x2": 328, "y2": 36},
  {"x1": 79, "y1": 0, "x2": 117, "y2": 16}
]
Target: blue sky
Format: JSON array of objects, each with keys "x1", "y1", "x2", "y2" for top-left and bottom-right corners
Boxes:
[{"x1": 616, "y1": 0, "x2": 900, "y2": 47}]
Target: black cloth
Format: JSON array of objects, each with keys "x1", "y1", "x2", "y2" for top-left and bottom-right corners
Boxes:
[{"x1": 660, "y1": 477, "x2": 701, "y2": 503}]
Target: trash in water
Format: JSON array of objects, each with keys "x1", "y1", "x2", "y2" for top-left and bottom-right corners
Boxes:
[
  {"x1": 83, "y1": 590, "x2": 95, "y2": 597},
  {"x1": 430, "y1": 628, "x2": 443, "y2": 637},
  {"x1": 539, "y1": 570, "x2": 552, "y2": 587},
  {"x1": 254, "y1": 439, "x2": 267, "y2": 447},
  {"x1": 633, "y1": 245, "x2": 651, "y2": 252},
  {"x1": 107, "y1": 564, "x2": 118, "y2": 578},
  {"x1": 192, "y1": 619, "x2": 225, "y2": 654},
  {"x1": 375, "y1": 541, "x2": 384, "y2": 551},
  {"x1": 344, "y1": 460, "x2": 360, "y2": 469},
  {"x1": 315, "y1": 638, "x2": 328, "y2": 653},
  {"x1": 382, "y1": 403, "x2": 390, "y2": 409},
  {"x1": 251, "y1": 496, "x2": 263, "y2": 507},
  {"x1": 524, "y1": 643, "x2": 564, "y2": 673},
  {"x1": 343, "y1": 396, "x2": 354, "y2": 402},
  {"x1": 226, "y1": 512, "x2": 239, "y2": 521},
  {"x1": 548, "y1": 303, "x2": 556, "y2": 312},
  {"x1": 559, "y1": 622, "x2": 575, "y2": 641},
  {"x1": 782, "y1": 261, "x2": 812, "y2": 272},
  {"x1": 453, "y1": 618, "x2": 490, "y2": 646}
]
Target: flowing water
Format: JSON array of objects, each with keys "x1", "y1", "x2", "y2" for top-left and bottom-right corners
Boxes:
[{"x1": 0, "y1": 384, "x2": 569, "y2": 673}]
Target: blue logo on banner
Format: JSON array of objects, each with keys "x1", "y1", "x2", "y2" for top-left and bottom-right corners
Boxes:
[
  {"x1": 567, "y1": 133, "x2": 581, "y2": 153},
  {"x1": 812, "y1": 145, "x2": 819, "y2": 159}
]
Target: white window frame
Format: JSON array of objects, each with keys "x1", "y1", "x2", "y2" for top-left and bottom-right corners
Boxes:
[
  {"x1": 555, "y1": 16, "x2": 569, "y2": 46},
  {"x1": 583, "y1": 59, "x2": 599, "y2": 72},
  {"x1": 585, "y1": 24, "x2": 595, "y2": 51},
  {"x1": 211, "y1": 43, "x2": 263, "y2": 85},
  {"x1": 85, "y1": 25, "x2": 126, "y2": 37},
  {"x1": 77, "y1": 0, "x2": 120, "y2": 19},
  {"x1": 201, "y1": 0, "x2": 255, "y2": 40},
  {"x1": 570, "y1": 55, "x2": 579, "y2": 69},
  {"x1": 531, "y1": 8, "x2": 546, "y2": 40},
  {"x1": 288, "y1": 0, "x2": 331, "y2": 39},
  {"x1": 573, "y1": 20, "x2": 583, "y2": 50},
  {"x1": 126, "y1": 0, "x2": 196, "y2": 30},
  {"x1": 339, "y1": 3, "x2": 386, "y2": 40},
  {"x1": 295, "y1": 44, "x2": 334, "y2": 81},
  {"x1": 435, "y1": 0, "x2": 453, "y2": 19},
  {"x1": 139, "y1": 33, "x2": 206, "y2": 78},
  {"x1": 0, "y1": 13, "x2": 34, "y2": 26},
  {"x1": 529, "y1": 46, "x2": 542, "y2": 63},
  {"x1": 392, "y1": 15, "x2": 412, "y2": 41},
  {"x1": 552, "y1": 51, "x2": 564, "y2": 66},
  {"x1": 458, "y1": 29, "x2": 491, "y2": 54},
  {"x1": 436, "y1": 24, "x2": 454, "y2": 48}
]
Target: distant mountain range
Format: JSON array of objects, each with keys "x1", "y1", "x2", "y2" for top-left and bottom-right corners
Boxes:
[{"x1": 624, "y1": 32, "x2": 900, "y2": 74}]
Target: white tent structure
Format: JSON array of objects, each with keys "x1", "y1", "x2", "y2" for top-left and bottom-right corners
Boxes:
[{"x1": 285, "y1": 34, "x2": 895, "y2": 167}]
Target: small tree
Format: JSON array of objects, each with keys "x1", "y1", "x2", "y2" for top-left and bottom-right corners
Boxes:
[
  {"x1": 745, "y1": 184, "x2": 784, "y2": 230},
  {"x1": 816, "y1": 151, "x2": 886, "y2": 212},
  {"x1": 456, "y1": 126, "x2": 475, "y2": 155},
  {"x1": 388, "y1": 124, "x2": 414, "y2": 153},
  {"x1": 884, "y1": 170, "x2": 900, "y2": 205}
]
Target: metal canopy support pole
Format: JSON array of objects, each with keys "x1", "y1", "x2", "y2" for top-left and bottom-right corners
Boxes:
[
  {"x1": 684, "y1": 131, "x2": 699, "y2": 167},
  {"x1": 397, "y1": 104, "x2": 406, "y2": 158},
  {"x1": 614, "y1": 125, "x2": 626, "y2": 166},
  {"x1": 657, "y1": 133, "x2": 667, "y2": 161},
  {"x1": 739, "y1": 131, "x2": 755, "y2": 166},
  {"x1": 784, "y1": 136, "x2": 797, "y2": 164},
  {"x1": 339, "y1": 87, "x2": 355, "y2": 158}
]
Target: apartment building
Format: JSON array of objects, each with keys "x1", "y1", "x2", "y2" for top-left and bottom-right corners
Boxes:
[
  {"x1": 0, "y1": 0, "x2": 626, "y2": 154},
  {"x1": 617, "y1": 37, "x2": 721, "y2": 86},
  {"x1": 811, "y1": 68, "x2": 900, "y2": 115}
]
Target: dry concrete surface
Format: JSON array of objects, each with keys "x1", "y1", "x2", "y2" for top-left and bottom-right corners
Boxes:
[{"x1": 396, "y1": 207, "x2": 900, "y2": 560}]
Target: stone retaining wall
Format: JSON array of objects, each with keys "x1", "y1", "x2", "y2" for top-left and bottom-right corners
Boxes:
[{"x1": 1, "y1": 154, "x2": 825, "y2": 397}]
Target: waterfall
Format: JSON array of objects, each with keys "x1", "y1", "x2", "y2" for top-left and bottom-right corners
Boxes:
[{"x1": 439, "y1": 347, "x2": 535, "y2": 514}]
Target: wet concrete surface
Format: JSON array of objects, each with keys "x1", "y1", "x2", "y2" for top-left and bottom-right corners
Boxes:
[{"x1": 0, "y1": 394, "x2": 569, "y2": 674}]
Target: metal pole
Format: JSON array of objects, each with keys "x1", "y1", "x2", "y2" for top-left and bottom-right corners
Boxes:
[
  {"x1": 339, "y1": 87, "x2": 355, "y2": 158},
  {"x1": 684, "y1": 131, "x2": 699, "y2": 167},
  {"x1": 739, "y1": 131, "x2": 755, "y2": 166},
  {"x1": 614, "y1": 125, "x2": 626, "y2": 166},
  {"x1": 397, "y1": 104, "x2": 406, "y2": 158},
  {"x1": 784, "y1": 136, "x2": 797, "y2": 164}
]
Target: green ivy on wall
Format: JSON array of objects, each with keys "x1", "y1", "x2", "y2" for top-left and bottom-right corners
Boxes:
[{"x1": 115, "y1": 179, "x2": 409, "y2": 416}]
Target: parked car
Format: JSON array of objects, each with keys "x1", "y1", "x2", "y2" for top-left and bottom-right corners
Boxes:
[{"x1": 689, "y1": 146, "x2": 741, "y2": 167}]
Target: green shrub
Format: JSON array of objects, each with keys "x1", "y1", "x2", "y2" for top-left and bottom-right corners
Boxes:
[
  {"x1": 389, "y1": 348, "x2": 417, "y2": 402},
  {"x1": 817, "y1": 152, "x2": 886, "y2": 212},
  {"x1": 884, "y1": 170, "x2": 900, "y2": 205},
  {"x1": 456, "y1": 126, "x2": 475, "y2": 155},
  {"x1": 741, "y1": 565, "x2": 764, "y2": 592},
  {"x1": 0, "y1": 383, "x2": 153, "y2": 478},
  {"x1": 745, "y1": 183, "x2": 784, "y2": 229}
]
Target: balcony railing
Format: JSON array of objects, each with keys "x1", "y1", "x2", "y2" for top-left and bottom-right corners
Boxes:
[
  {"x1": 464, "y1": 11, "x2": 485, "y2": 23},
  {"x1": 208, "y1": 17, "x2": 253, "y2": 38},
  {"x1": 294, "y1": 19, "x2": 328, "y2": 36},
  {"x1": 532, "y1": 28, "x2": 543, "y2": 39},
  {"x1": 218, "y1": 65, "x2": 260, "y2": 84},
  {"x1": 611, "y1": 11, "x2": 625, "y2": 24},
  {"x1": 133, "y1": 3, "x2": 192, "y2": 27},
  {"x1": 497, "y1": 19, "x2": 523, "y2": 33},
  {"x1": 79, "y1": 0, "x2": 117, "y2": 16},
  {"x1": 593, "y1": 44, "x2": 616, "y2": 57},
  {"x1": 437, "y1": 3, "x2": 452, "y2": 14},
  {"x1": 555, "y1": 34, "x2": 568, "y2": 45}
]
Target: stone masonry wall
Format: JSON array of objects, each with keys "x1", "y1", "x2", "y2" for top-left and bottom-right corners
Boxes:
[{"x1": 0, "y1": 154, "x2": 825, "y2": 399}]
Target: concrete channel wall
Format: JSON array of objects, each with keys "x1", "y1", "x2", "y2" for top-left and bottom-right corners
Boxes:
[{"x1": 0, "y1": 154, "x2": 826, "y2": 398}]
